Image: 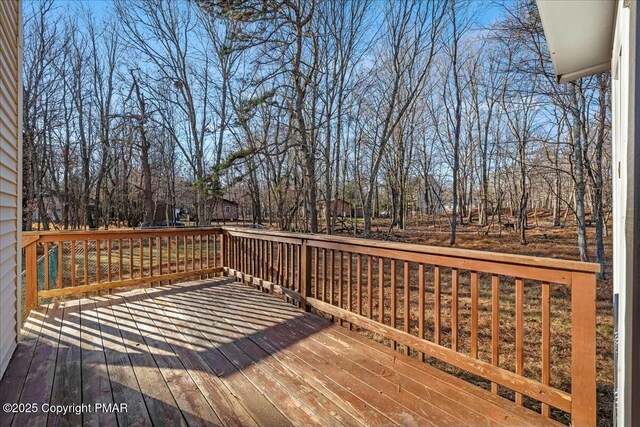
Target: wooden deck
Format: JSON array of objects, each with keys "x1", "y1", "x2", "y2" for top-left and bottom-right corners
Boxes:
[{"x1": 0, "y1": 277, "x2": 561, "y2": 427}]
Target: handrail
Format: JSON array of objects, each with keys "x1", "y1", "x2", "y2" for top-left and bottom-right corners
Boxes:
[
  {"x1": 21, "y1": 226, "x2": 597, "y2": 426},
  {"x1": 222, "y1": 227, "x2": 597, "y2": 426},
  {"x1": 223, "y1": 227, "x2": 600, "y2": 274}
]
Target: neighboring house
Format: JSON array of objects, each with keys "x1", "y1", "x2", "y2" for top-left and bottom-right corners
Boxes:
[
  {"x1": 318, "y1": 199, "x2": 352, "y2": 219},
  {"x1": 537, "y1": 1, "x2": 639, "y2": 425},
  {"x1": 31, "y1": 193, "x2": 63, "y2": 223},
  {"x1": 211, "y1": 198, "x2": 239, "y2": 221}
]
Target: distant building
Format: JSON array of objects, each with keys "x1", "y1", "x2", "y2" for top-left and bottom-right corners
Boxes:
[
  {"x1": 211, "y1": 198, "x2": 239, "y2": 221},
  {"x1": 318, "y1": 199, "x2": 352, "y2": 219}
]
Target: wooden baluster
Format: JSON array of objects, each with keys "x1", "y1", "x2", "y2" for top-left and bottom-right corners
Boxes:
[
  {"x1": 271, "y1": 241, "x2": 276, "y2": 282},
  {"x1": 71, "y1": 241, "x2": 76, "y2": 287},
  {"x1": 515, "y1": 277, "x2": 524, "y2": 405},
  {"x1": 96, "y1": 240, "x2": 101, "y2": 283},
  {"x1": 172, "y1": 236, "x2": 177, "y2": 273},
  {"x1": 471, "y1": 271, "x2": 479, "y2": 359},
  {"x1": 188, "y1": 235, "x2": 196, "y2": 271},
  {"x1": 379, "y1": 258, "x2": 385, "y2": 324},
  {"x1": 253, "y1": 238, "x2": 257, "y2": 277},
  {"x1": 265, "y1": 240, "x2": 269, "y2": 281},
  {"x1": 238, "y1": 237, "x2": 241, "y2": 273},
  {"x1": 118, "y1": 239, "x2": 123, "y2": 280},
  {"x1": 451, "y1": 268, "x2": 459, "y2": 352},
  {"x1": 347, "y1": 253, "x2": 352, "y2": 315},
  {"x1": 391, "y1": 259, "x2": 397, "y2": 350},
  {"x1": 167, "y1": 237, "x2": 172, "y2": 274},
  {"x1": 338, "y1": 251, "x2": 344, "y2": 311},
  {"x1": 541, "y1": 282, "x2": 550, "y2": 416},
  {"x1": 314, "y1": 247, "x2": 319, "y2": 298},
  {"x1": 214, "y1": 234, "x2": 219, "y2": 268},
  {"x1": 220, "y1": 234, "x2": 224, "y2": 270},
  {"x1": 254, "y1": 239, "x2": 258, "y2": 277},
  {"x1": 199, "y1": 235, "x2": 203, "y2": 272},
  {"x1": 263, "y1": 240, "x2": 268, "y2": 280},
  {"x1": 236, "y1": 236, "x2": 240, "y2": 272},
  {"x1": 58, "y1": 241, "x2": 63, "y2": 287},
  {"x1": 491, "y1": 274, "x2": 500, "y2": 394},
  {"x1": 434, "y1": 266, "x2": 441, "y2": 345},
  {"x1": 247, "y1": 238, "x2": 252, "y2": 276},
  {"x1": 329, "y1": 250, "x2": 335, "y2": 305},
  {"x1": 418, "y1": 263, "x2": 425, "y2": 362},
  {"x1": 183, "y1": 236, "x2": 188, "y2": 272},
  {"x1": 191, "y1": 235, "x2": 195, "y2": 272},
  {"x1": 140, "y1": 238, "x2": 144, "y2": 278},
  {"x1": 300, "y1": 240, "x2": 311, "y2": 311},
  {"x1": 404, "y1": 261, "x2": 410, "y2": 355},
  {"x1": 223, "y1": 234, "x2": 227, "y2": 271},
  {"x1": 107, "y1": 240, "x2": 112, "y2": 282},
  {"x1": 220, "y1": 233, "x2": 225, "y2": 272},
  {"x1": 291, "y1": 244, "x2": 296, "y2": 290},
  {"x1": 257, "y1": 239, "x2": 261, "y2": 278},
  {"x1": 356, "y1": 254, "x2": 362, "y2": 315},
  {"x1": 129, "y1": 238, "x2": 134, "y2": 278},
  {"x1": 205, "y1": 235, "x2": 210, "y2": 270},
  {"x1": 150, "y1": 237, "x2": 154, "y2": 278},
  {"x1": 245, "y1": 237, "x2": 248, "y2": 274},
  {"x1": 159, "y1": 237, "x2": 164, "y2": 276},
  {"x1": 367, "y1": 256, "x2": 373, "y2": 319},
  {"x1": 84, "y1": 240, "x2": 90, "y2": 286},
  {"x1": 283, "y1": 242, "x2": 287, "y2": 287},
  {"x1": 291, "y1": 245, "x2": 300, "y2": 292},
  {"x1": 297, "y1": 245, "x2": 301, "y2": 291},
  {"x1": 44, "y1": 242, "x2": 50, "y2": 290},
  {"x1": 263, "y1": 240, "x2": 267, "y2": 279},
  {"x1": 321, "y1": 249, "x2": 327, "y2": 301}
]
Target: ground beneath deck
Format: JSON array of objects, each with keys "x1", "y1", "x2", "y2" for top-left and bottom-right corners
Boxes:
[{"x1": 0, "y1": 278, "x2": 559, "y2": 427}]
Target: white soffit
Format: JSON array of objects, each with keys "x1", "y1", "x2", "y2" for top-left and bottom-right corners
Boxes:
[{"x1": 537, "y1": 0, "x2": 616, "y2": 82}]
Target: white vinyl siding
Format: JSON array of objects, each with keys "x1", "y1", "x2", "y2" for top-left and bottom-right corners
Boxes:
[{"x1": 0, "y1": 0, "x2": 21, "y2": 379}]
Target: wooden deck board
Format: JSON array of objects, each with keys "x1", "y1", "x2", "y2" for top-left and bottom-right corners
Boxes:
[
  {"x1": 1, "y1": 277, "x2": 562, "y2": 427},
  {"x1": 0, "y1": 305, "x2": 49, "y2": 427},
  {"x1": 162, "y1": 283, "x2": 364, "y2": 427}
]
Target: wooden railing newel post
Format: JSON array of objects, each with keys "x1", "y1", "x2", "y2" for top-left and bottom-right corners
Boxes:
[
  {"x1": 24, "y1": 241, "x2": 38, "y2": 315},
  {"x1": 570, "y1": 271, "x2": 597, "y2": 427},
  {"x1": 300, "y1": 239, "x2": 312, "y2": 311}
]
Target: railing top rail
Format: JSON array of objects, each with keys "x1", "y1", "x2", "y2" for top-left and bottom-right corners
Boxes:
[
  {"x1": 22, "y1": 227, "x2": 225, "y2": 247},
  {"x1": 222, "y1": 227, "x2": 600, "y2": 274}
]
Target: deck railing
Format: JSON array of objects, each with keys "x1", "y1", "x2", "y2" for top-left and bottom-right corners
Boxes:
[
  {"x1": 223, "y1": 227, "x2": 599, "y2": 427},
  {"x1": 22, "y1": 227, "x2": 225, "y2": 313},
  {"x1": 21, "y1": 226, "x2": 599, "y2": 426}
]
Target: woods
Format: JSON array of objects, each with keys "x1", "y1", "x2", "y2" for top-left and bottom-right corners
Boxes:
[{"x1": 21, "y1": 0, "x2": 611, "y2": 275}]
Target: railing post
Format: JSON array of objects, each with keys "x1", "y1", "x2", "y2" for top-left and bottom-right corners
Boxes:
[
  {"x1": 24, "y1": 241, "x2": 38, "y2": 315},
  {"x1": 300, "y1": 239, "x2": 312, "y2": 311},
  {"x1": 570, "y1": 271, "x2": 597, "y2": 427}
]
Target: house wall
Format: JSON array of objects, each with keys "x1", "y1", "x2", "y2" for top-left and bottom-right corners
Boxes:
[
  {"x1": 0, "y1": 0, "x2": 22, "y2": 379},
  {"x1": 611, "y1": 1, "x2": 640, "y2": 425},
  {"x1": 212, "y1": 201, "x2": 239, "y2": 221}
]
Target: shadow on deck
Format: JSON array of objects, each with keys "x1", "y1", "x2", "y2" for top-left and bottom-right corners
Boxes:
[{"x1": 0, "y1": 277, "x2": 560, "y2": 427}]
